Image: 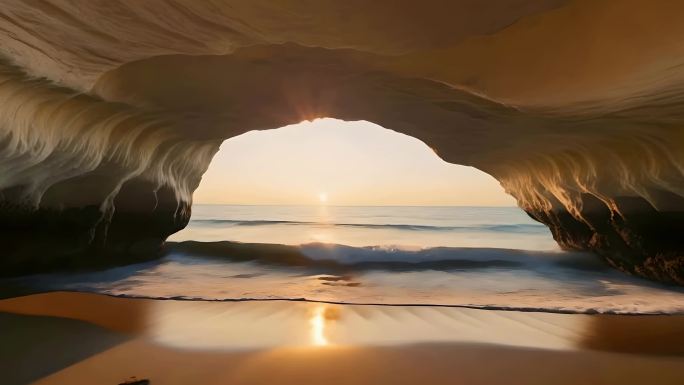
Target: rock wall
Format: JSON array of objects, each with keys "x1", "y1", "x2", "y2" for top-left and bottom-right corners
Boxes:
[{"x1": 1, "y1": 0, "x2": 683, "y2": 282}]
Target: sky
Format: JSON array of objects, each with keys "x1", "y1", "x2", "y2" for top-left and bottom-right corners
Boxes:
[{"x1": 193, "y1": 118, "x2": 516, "y2": 206}]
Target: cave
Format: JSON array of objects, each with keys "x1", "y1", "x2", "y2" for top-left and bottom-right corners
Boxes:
[{"x1": 1, "y1": 0, "x2": 683, "y2": 284}]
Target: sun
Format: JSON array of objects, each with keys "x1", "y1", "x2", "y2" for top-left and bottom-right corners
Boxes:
[{"x1": 318, "y1": 192, "x2": 328, "y2": 203}]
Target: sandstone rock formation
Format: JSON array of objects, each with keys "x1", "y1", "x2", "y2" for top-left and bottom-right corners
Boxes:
[{"x1": 1, "y1": 0, "x2": 683, "y2": 283}]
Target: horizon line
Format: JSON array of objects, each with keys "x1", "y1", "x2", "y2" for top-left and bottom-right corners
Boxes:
[{"x1": 191, "y1": 203, "x2": 519, "y2": 208}]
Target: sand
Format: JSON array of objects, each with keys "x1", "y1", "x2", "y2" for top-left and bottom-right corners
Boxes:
[{"x1": 1, "y1": 291, "x2": 684, "y2": 385}]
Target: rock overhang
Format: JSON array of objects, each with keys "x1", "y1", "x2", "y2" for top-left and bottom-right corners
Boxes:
[{"x1": 0, "y1": 0, "x2": 683, "y2": 283}]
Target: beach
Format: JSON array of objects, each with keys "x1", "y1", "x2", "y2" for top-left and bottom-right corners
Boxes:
[
  {"x1": 1, "y1": 291, "x2": 684, "y2": 385},
  {"x1": 3, "y1": 2, "x2": 684, "y2": 385}
]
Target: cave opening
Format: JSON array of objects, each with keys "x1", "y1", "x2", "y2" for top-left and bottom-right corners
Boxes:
[{"x1": 172, "y1": 118, "x2": 556, "y2": 251}]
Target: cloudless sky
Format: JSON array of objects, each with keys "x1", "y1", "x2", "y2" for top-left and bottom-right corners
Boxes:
[{"x1": 193, "y1": 118, "x2": 516, "y2": 206}]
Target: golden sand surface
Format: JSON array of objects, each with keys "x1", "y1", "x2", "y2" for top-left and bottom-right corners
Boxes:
[{"x1": 1, "y1": 291, "x2": 684, "y2": 385}]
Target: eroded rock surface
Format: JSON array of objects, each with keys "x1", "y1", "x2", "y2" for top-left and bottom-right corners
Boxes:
[{"x1": 0, "y1": 0, "x2": 683, "y2": 282}]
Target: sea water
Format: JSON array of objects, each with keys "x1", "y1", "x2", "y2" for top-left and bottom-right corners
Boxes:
[
  {"x1": 172, "y1": 205, "x2": 558, "y2": 250},
  {"x1": 8, "y1": 205, "x2": 684, "y2": 313}
]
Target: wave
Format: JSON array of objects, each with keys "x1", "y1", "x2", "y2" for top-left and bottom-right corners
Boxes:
[
  {"x1": 9, "y1": 242, "x2": 682, "y2": 316},
  {"x1": 190, "y1": 219, "x2": 546, "y2": 233},
  {"x1": 165, "y1": 240, "x2": 605, "y2": 272}
]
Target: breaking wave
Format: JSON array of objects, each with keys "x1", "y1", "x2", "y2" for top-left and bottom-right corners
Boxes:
[
  {"x1": 165, "y1": 240, "x2": 606, "y2": 272},
  {"x1": 6, "y1": 240, "x2": 684, "y2": 315}
]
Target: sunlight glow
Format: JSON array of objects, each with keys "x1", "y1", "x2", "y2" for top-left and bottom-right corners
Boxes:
[
  {"x1": 310, "y1": 306, "x2": 329, "y2": 346},
  {"x1": 193, "y1": 118, "x2": 516, "y2": 206}
]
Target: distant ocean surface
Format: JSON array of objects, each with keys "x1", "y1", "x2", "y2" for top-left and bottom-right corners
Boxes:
[
  {"x1": 8, "y1": 205, "x2": 684, "y2": 314},
  {"x1": 171, "y1": 205, "x2": 559, "y2": 250}
]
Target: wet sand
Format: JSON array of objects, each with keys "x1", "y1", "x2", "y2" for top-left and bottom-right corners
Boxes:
[{"x1": 1, "y1": 292, "x2": 684, "y2": 385}]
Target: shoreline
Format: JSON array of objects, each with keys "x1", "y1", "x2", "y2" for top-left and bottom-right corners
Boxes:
[
  {"x1": 3, "y1": 288, "x2": 684, "y2": 316},
  {"x1": 97, "y1": 292, "x2": 684, "y2": 316}
]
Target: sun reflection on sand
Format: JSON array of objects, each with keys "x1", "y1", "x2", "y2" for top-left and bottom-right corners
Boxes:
[{"x1": 310, "y1": 306, "x2": 329, "y2": 346}]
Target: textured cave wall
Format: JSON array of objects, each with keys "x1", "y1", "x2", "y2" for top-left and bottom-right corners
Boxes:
[
  {"x1": 1, "y1": 0, "x2": 684, "y2": 283},
  {"x1": 0, "y1": 60, "x2": 220, "y2": 274}
]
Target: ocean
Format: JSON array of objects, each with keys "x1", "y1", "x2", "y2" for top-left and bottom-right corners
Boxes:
[
  {"x1": 173, "y1": 205, "x2": 559, "y2": 250},
  {"x1": 8, "y1": 205, "x2": 684, "y2": 314}
]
